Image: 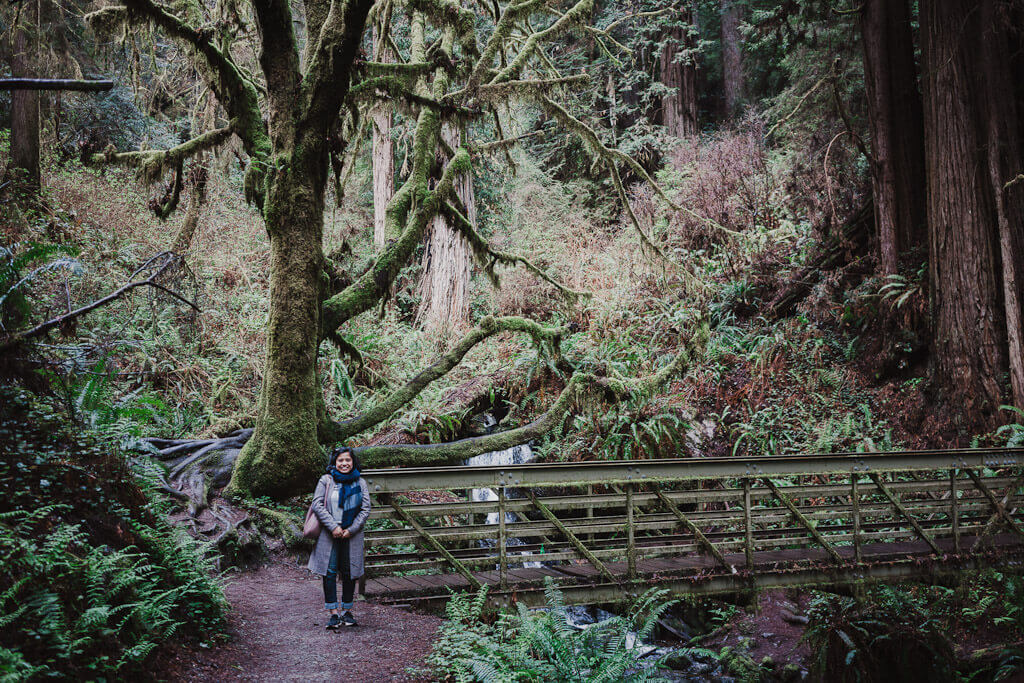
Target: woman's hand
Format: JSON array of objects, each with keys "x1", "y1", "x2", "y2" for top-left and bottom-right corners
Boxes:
[{"x1": 331, "y1": 526, "x2": 345, "y2": 538}]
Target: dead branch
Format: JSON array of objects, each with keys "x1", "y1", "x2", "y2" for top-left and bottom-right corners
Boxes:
[{"x1": 0, "y1": 253, "x2": 200, "y2": 354}]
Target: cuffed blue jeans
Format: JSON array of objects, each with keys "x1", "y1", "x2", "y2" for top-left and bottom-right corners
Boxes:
[{"x1": 323, "y1": 538, "x2": 356, "y2": 610}]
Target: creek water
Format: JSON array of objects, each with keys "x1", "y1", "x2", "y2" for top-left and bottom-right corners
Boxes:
[{"x1": 464, "y1": 442, "x2": 539, "y2": 567}]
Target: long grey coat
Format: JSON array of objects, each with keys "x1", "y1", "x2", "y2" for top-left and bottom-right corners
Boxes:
[{"x1": 306, "y1": 474, "x2": 371, "y2": 579}]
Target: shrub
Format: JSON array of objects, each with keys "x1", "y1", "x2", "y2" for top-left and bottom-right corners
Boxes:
[
  {"x1": 802, "y1": 587, "x2": 955, "y2": 683},
  {"x1": 426, "y1": 579, "x2": 675, "y2": 682}
]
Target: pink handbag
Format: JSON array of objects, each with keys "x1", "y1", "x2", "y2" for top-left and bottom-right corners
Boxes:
[{"x1": 302, "y1": 483, "x2": 331, "y2": 539}]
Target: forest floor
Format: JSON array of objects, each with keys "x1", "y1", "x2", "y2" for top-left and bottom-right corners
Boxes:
[{"x1": 159, "y1": 562, "x2": 441, "y2": 682}]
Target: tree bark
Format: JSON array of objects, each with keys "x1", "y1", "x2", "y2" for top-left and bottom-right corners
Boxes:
[
  {"x1": 720, "y1": 0, "x2": 743, "y2": 118},
  {"x1": 660, "y1": 3, "x2": 699, "y2": 138},
  {"x1": 10, "y1": 3, "x2": 40, "y2": 192},
  {"x1": 371, "y1": 24, "x2": 395, "y2": 251},
  {"x1": 227, "y1": 162, "x2": 327, "y2": 497},
  {"x1": 920, "y1": 0, "x2": 1023, "y2": 418},
  {"x1": 979, "y1": 0, "x2": 1024, "y2": 410},
  {"x1": 860, "y1": 0, "x2": 927, "y2": 274},
  {"x1": 417, "y1": 124, "x2": 473, "y2": 338}
]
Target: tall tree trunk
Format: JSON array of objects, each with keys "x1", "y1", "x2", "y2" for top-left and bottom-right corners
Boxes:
[
  {"x1": 860, "y1": 0, "x2": 927, "y2": 274},
  {"x1": 10, "y1": 2, "x2": 40, "y2": 192},
  {"x1": 920, "y1": 0, "x2": 1024, "y2": 418},
  {"x1": 720, "y1": 0, "x2": 743, "y2": 118},
  {"x1": 417, "y1": 125, "x2": 472, "y2": 339},
  {"x1": 227, "y1": 160, "x2": 327, "y2": 497},
  {"x1": 371, "y1": 25, "x2": 395, "y2": 251},
  {"x1": 979, "y1": 0, "x2": 1024, "y2": 409},
  {"x1": 660, "y1": 3, "x2": 699, "y2": 138}
]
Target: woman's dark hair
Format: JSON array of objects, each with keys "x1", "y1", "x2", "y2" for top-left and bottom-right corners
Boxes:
[{"x1": 330, "y1": 445, "x2": 362, "y2": 471}]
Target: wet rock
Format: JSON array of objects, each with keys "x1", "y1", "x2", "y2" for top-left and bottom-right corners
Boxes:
[{"x1": 663, "y1": 651, "x2": 694, "y2": 670}]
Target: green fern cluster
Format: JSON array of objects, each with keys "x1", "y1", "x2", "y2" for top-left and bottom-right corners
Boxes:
[
  {"x1": 426, "y1": 579, "x2": 675, "y2": 682},
  {"x1": 0, "y1": 506, "x2": 226, "y2": 680},
  {"x1": 0, "y1": 385, "x2": 227, "y2": 680},
  {"x1": 801, "y1": 586, "x2": 955, "y2": 683}
]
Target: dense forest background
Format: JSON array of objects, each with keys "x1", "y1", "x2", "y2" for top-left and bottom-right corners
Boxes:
[{"x1": 4, "y1": 0, "x2": 1024, "y2": 679}]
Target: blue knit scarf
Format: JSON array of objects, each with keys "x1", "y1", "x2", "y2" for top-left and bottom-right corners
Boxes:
[{"x1": 328, "y1": 467, "x2": 362, "y2": 528}]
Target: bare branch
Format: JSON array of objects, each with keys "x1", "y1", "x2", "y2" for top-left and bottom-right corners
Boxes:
[{"x1": 0, "y1": 254, "x2": 200, "y2": 354}]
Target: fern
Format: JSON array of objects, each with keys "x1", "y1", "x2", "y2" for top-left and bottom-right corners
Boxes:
[{"x1": 426, "y1": 578, "x2": 674, "y2": 682}]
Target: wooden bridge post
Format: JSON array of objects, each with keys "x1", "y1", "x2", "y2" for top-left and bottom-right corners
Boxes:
[
  {"x1": 743, "y1": 479, "x2": 753, "y2": 567},
  {"x1": 852, "y1": 475, "x2": 862, "y2": 563},
  {"x1": 499, "y1": 487, "x2": 508, "y2": 589},
  {"x1": 626, "y1": 484, "x2": 637, "y2": 579},
  {"x1": 951, "y1": 469, "x2": 960, "y2": 552},
  {"x1": 586, "y1": 484, "x2": 595, "y2": 543}
]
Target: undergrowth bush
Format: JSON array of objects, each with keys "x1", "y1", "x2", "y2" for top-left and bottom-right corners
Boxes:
[
  {"x1": 0, "y1": 385, "x2": 227, "y2": 680},
  {"x1": 426, "y1": 580, "x2": 674, "y2": 682},
  {"x1": 802, "y1": 586, "x2": 956, "y2": 682}
]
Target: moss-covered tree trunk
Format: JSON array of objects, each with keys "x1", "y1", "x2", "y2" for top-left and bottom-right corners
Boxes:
[{"x1": 227, "y1": 155, "x2": 327, "y2": 497}]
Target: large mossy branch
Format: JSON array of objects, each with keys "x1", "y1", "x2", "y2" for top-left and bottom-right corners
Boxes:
[
  {"x1": 458, "y1": 73, "x2": 589, "y2": 104},
  {"x1": 468, "y1": 0, "x2": 545, "y2": 89},
  {"x1": 407, "y1": 0, "x2": 478, "y2": 59},
  {"x1": 320, "y1": 143, "x2": 464, "y2": 334},
  {"x1": 87, "y1": 2, "x2": 268, "y2": 163},
  {"x1": 354, "y1": 322, "x2": 708, "y2": 468},
  {"x1": 300, "y1": 0, "x2": 375, "y2": 133},
  {"x1": 86, "y1": 122, "x2": 236, "y2": 184},
  {"x1": 440, "y1": 200, "x2": 589, "y2": 301},
  {"x1": 251, "y1": 0, "x2": 302, "y2": 133},
  {"x1": 334, "y1": 316, "x2": 570, "y2": 440}
]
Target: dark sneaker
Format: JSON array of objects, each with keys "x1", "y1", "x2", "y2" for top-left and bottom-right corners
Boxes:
[
  {"x1": 326, "y1": 614, "x2": 341, "y2": 630},
  {"x1": 341, "y1": 611, "x2": 357, "y2": 627}
]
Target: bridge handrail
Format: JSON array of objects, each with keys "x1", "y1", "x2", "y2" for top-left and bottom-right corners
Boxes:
[{"x1": 362, "y1": 447, "x2": 1024, "y2": 492}]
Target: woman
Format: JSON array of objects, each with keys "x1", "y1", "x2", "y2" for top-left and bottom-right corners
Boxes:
[{"x1": 307, "y1": 446, "x2": 371, "y2": 629}]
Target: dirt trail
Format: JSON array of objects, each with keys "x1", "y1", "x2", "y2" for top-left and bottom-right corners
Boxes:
[{"x1": 163, "y1": 563, "x2": 442, "y2": 682}]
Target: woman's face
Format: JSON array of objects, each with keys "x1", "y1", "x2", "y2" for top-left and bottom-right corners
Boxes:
[{"x1": 335, "y1": 451, "x2": 354, "y2": 473}]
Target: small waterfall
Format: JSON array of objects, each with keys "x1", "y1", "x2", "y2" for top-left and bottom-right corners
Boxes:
[{"x1": 465, "y1": 443, "x2": 539, "y2": 567}]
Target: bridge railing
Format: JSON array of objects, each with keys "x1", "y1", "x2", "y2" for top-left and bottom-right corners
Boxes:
[{"x1": 360, "y1": 448, "x2": 1024, "y2": 591}]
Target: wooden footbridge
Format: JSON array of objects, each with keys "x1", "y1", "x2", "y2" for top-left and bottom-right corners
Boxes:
[{"x1": 358, "y1": 448, "x2": 1024, "y2": 606}]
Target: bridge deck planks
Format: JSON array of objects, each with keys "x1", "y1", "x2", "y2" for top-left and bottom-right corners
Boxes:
[{"x1": 364, "y1": 534, "x2": 1023, "y2": 603}]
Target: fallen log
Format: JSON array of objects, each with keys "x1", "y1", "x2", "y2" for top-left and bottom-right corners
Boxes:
[
  {"x1": 767, "y1": 199, "x2": 873, "y2": 319},
  {"x1": 0, "y1": 78, "x2": 114, "y2": 91}
]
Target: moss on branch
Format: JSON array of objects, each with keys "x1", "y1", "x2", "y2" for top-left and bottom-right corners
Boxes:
[
  {"x1": 333, "y1": 316, "x2": 570, "y2": 441},
  {"x1": 353, "y1": 320, "x2": 707, "y2": 467},
  {"x1": 439, "y1": 200, "x2": 589, "y2": 301},
  {"x1": 490, "y1": 0, "x2": 594, "y2": 84},
  {"x1": 87, "y1": 122, "x2": 236, "y2": 184}
]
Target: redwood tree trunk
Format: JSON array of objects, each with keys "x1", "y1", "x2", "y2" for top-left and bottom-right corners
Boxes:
[
  {"x1": 417, "y1": 125, "x2": 472, "y2": 338},
  {"x1": 979, "y1": 0, "x2": 1024, "y2": 409},
  {"x1": 10, "y1": 3, "x2": 40, "y2": 191},
  {"x1": 371, "y1": 25, "x2": 395, "y2": 251},
  {"x1": 920, "y1": 0, "x2": 1023, "y2": 418},
  {"x1": 720, "y1": 0, "x2": 743, "y2": 118},
  {"x1": 860, "y1": 0, "x2": 927, "y2": 274},
  {"x1": 660, "y1": 3, "x2": 699, "y2": 138}
]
